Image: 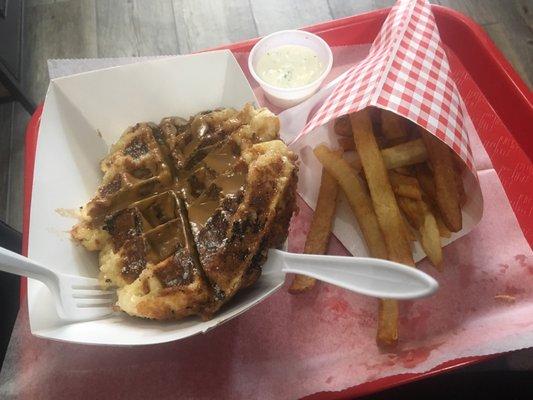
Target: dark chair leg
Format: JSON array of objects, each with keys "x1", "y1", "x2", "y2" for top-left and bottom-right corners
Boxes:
[
  {"x1": 0, "y1": 220, "x2": 22, "y2": 368},
  {"x1": 0, "y1": 220, "x2": 22, "y2": 252},
  {"x1": 0, "y1": 65, "x2": 36, "y2": 115}
]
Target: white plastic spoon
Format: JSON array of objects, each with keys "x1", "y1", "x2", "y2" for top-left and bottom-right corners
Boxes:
[{"x1": 268, "y1": 249, "x2": 438, "y2": 299}]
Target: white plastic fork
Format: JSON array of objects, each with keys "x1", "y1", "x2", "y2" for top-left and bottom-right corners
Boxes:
[
  {"x1": 0, "y1": 245, "x2": 437, "y2": 322},
  {"x1": 268, "y1": 249, "x2": 438, "y2": 299},
  {"x1": 0, "y1": 246, "x2": 115, "y2": 321}
]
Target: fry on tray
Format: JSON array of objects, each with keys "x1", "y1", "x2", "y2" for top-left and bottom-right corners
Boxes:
[
  {"x1": 378, "y1": 299, "x2": 399, "y2": 347},
  {"x1": 350, "y1": 109, "x2": 415, "y2": 347},
  {"x1": 313, "y1": 144, "x2": 388, "y2": 260},
  {"x1": 380, "y1": 109, "x2": 408, "y2": 144},
  {"x1": 421, "y1": 131, "x2": 462, "y2": 232},
  {"x1": 388, "y1": 170, "x2": 422, "y2": 200},
  {"x1": 380, "y1": 138, "x2": 427, "y2": 169},
  {"x1": 314, "y1": 144, "x2": 397, "y2": 345},
  {"x1": 334, "y1": 115, "x2": 353, "y2": 137},
  {"x1": 290, "y1": 169, "x2": 339, "y2": 294}
]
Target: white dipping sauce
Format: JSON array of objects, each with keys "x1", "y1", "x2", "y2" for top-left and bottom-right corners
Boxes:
[{"x1": 256, "y1": 45, "x2": 325, "y2": 88}]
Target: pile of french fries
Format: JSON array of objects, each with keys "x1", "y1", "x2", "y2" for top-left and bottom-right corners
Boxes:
[{"x1": 289, "y1": 107, "x2": 466, "y2": 347}]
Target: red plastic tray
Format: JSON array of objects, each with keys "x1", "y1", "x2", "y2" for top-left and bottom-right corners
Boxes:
[{"x1": 21, "y1": 5, "x2": 532, "y2": 399}]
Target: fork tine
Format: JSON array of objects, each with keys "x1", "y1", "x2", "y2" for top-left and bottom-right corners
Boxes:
[
  {"x1": 76, "y1": 299, "x2": 116, "y2": 307},
  {"x1": 72, "y1": 292, "x2": 116, "y2": 299},
  {"x1": 54, "y1": 273, "x2": 118, "y2": 319},
  {"x1": 71, "y1": 283, "x2": 111, "y2": 290},
  {"x1": 71, "y1": 287, "x2": 115, "y2": 295}
]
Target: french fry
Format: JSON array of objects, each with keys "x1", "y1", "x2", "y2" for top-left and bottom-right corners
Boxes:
[
  {"x1": 388, "y1": 171, "x2": 422, "y2": 200},
  {"x1": 414, "y1": 163, "x2": 437, "y2": 201},
  {"x1": 341, "y1": 138, "x2": 427, "y2": 170},
  {"x1": 421, "y1": 132, "x2": 462, "y2": 232},
  {"x1": 435, "y1": 213, "x2": 451, "y2": 238},
  {"x1": 380, "y1": 138, "x2": 427, "y2": 169},
  {"x1": 343, "y1": 151, "x2": 363, "y2": 171},
  {"x1": 381, "y1": 109, "x2": 409, "y2": 145},
  {"x1": 454, "y1": 157, "x2": 467, "y2": 206},
  {"x1": 401, "y1": 213, "x2": 417, "y2": 242},
  {"x1": 413, "y1": 167, "x2": 453, "y2": 239},
  {"x1": 338, "y1": 136, "x2": 355, "y2": 151},
  {"x1": 350, "y1": 110, "x2": 414, "y2": 266},
  {"x1": 315, "y1": 147, "x2": 394, "y2": 343},
  {"x1": 397, "y1": 197, "x2": 443, "y2": 268},
  {"x1": 378, "y1": 299, "x2": 399, "y2": 347},
  {"x1": 350, "y1": 109, "x2": 414, "y2": 348},
  {"x1": 349, "y1": 159, "x2": 363, "y2": 171},
  {"x1": 368, "y1": 106, "x2": 382, "y2": 122},
  {"x1": 313, "y1": 145, "x2": 388, "y2": 260},
  {"x1": 397, "y1": 196, "x2": 423, "y2": 229},
  {"x1": 289, "y1": 169, "x2": 339, "y2": 294},
  {"x1": 393, "y1": 166, "x2": 413, "y2": 176},
  {"x1": 418, "y1": 201, "x2": 443, "y2": 269},
  {"x1": 334, "y1": 115, "x2": 352, "y2": 137}
]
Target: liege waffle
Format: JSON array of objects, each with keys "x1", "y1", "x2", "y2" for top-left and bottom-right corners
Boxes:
[{"x1": 72, "y1": 104, "x2": 298, "y2": 320}]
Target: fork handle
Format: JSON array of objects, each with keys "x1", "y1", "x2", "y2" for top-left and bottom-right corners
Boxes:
[{"x1": 0, "y1": 246, "x2": 58, "y2": 288}]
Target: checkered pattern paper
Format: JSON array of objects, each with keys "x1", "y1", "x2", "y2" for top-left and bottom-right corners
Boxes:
[{"x1": 299, "y1": 0, "x2": 474, "y2": 170}]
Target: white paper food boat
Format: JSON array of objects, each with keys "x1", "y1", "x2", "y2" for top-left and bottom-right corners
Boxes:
[{"x1": 28, "y1": 51, "x2": 287, "y2": 345}]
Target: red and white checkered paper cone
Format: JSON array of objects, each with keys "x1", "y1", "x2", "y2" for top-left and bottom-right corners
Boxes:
[
  {"x1": 296, "y1": 0, "x2": 475, "y2": 172},
  {"x1": 284, "y1": 0, "x2": 483, "y2": 260}
]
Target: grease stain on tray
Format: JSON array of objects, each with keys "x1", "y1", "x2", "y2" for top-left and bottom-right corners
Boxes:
[
  {"x1": 397, "y1": 344, "x2": 441, "y2": 369},
  {"x1": 503, "y1": 285, "x2": 525, "y2": 296},
  {"x1": 362, "y1": 342, "x2": 445, "y2": 372},
  {"x1": 326, "y1": 297, "x2": 351, "y2": 316},
  {"x1": 498, "y1": 263, "x2": 509, "y2": 274},
  {"x1": 321, "y1": 296, "x2": 375, "y2": 328},
  {"x1": 515, "y1": 254, "x2": 533, "y2": 275}
]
